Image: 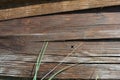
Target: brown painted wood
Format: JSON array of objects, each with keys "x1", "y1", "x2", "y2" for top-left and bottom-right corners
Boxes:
[{"x1": 0, "y1": 0, "x2": 120, "y2": 20}]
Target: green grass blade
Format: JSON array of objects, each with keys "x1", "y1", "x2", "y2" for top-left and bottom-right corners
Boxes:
[
  {"x1": 33, "y1": 41, "x2": 48, "y2": 80},
  {"x1": 37, "y1": 42, "x2": 48, "y2": 70},
  {"x1": 48, "y1": 64, "x2": 76, "y2": 80},
  {"x1": 33, "y1": 42, "x2": 45, "y2": 80},
  {"x1": 96, "y1": 75, "x2": 99, "y2": 80},
  {"x1": 33, "y1": 42, "x2": 46, "y2": 80},
  {"x1": 41, "y1": 43, "x2": 83, "y2": 80}
]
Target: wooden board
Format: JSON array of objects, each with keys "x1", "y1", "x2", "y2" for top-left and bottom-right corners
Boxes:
[
  {"x1": 0, "y1": 0, "x2": 120, "y2": 21},
  {"x1": 0, "y1": 10, "x2": 120, "y2": 41},
  {"x1": 1, "y1": 40, "x2": 120, "y2": 79},
  {"x1": 1, "y1": 7, "x2": 120, "y2": 79}
]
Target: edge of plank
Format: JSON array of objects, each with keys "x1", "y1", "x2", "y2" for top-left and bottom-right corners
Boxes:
[{"x1": 0, "y1": 0, "x2": 120, "y2": 21}]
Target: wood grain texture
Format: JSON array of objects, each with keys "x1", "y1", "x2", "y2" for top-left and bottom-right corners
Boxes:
[
  {"x1": 0, "y1": 11, "x2": 120, "y2": 41},
  {"x1": 1, "y1": 39, "x2": 120, "y2": 79},
  {"x1": 38, "y1": 64, "x2": 120, "y2": 79},
  {"x1": 0, "y1": 0, "x2": 120, "y2": 20},
  {"x1": 1, "y1": 6, "x2": 120, "y2": 79},
  {"x1": 2, "y1": 63, "x2": 120, "y2": 79}
]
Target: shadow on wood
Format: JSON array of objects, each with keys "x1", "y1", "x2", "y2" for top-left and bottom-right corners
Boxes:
[{"x1": 0, "y1": 0, "x2": 70, "y2": 10}]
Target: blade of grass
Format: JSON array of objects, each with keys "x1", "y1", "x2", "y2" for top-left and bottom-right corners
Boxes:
[
  {"x1": 37, "y1": 42, "x2": 48, "y2": 72},
  {"x1": 96, "y1": 75, "x2": 99, "y2": 80},
  {"x1": 33, "y1": 41, "x2": 48, "y2": 80},
  {"x1": 48, "y1": 64, "x2": 77, "y2": 80},
  {"x1": 41, "y1": 43, "x2": 83, "y2": 80},
  {"x1": 34, "y1": 43, "x2": 45, "y2": 80},
  {"x1": 33, "y1": 43, "x2": 45, "y2": 80}
]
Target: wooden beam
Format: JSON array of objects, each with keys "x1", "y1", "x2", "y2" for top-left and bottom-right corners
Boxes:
[{"x1": 0, "y1": 0, "x2": 120, "y2": 20}]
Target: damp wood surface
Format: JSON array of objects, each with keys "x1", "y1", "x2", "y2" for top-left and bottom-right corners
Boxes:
[
  {"x1": 0, "y1": 0, "x2": 120, "y2": 21},
  {"x1": 1, "y1": 7, "x2": 120, "y2": 79}
]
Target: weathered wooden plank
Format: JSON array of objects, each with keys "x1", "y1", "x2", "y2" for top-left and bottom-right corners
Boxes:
[
  {"x1": 0, "y1": 66, "x2": 34, "y2": 77},
  {"x1": 2, "y1": 25, "x2": 120, "y2": 41},
  {"x1": 0, "y1": 12, "x2": 120, "y2": 41},
  {"x1": 0, "y1": 7, "x2": 120, "y2": 79},
  {"x1": 37, "y1": 64, "x2": 120, "y2": 79},
  {"x1": 0, "y1": 0, "x2": 120, "y2": 21},
  {"x1": 1, "y1": 63, "x2": 120, "y2": 79},
  {"x1": 1, "y1": 38, "x2": 120, "y2": 56},
  {"x1": 1, "y1": 54, "x2": 120, "y2": 63},
  {"x1": 43, "y1": 55, "x2": 120, "y2": 63},
  {"x1": 0, "y1": 55, "x2": 120, "y2": 63},
  {"x1": 1, "y1": 40, "x2": 120, "y2": 79}
]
